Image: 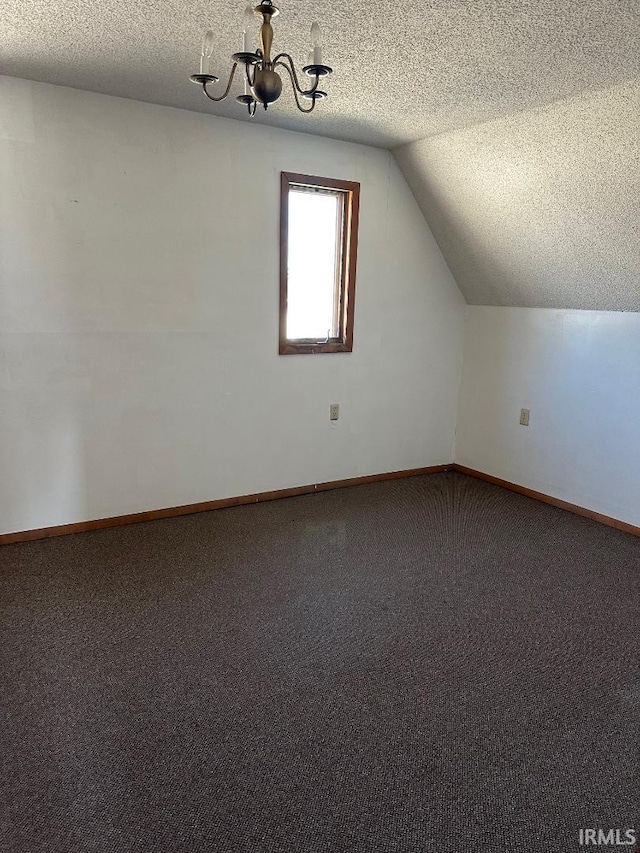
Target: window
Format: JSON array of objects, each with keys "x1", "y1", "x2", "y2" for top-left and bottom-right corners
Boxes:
[{"x1": 280, "y1": 172, "x2": 360, "y2": 355}]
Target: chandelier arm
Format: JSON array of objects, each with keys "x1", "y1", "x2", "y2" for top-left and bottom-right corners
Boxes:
[
  {"x1": 202, "y1": 63, "x2": 239, "y2": 102},
  {"x1": 272, "y1": 53, "x2": 319, "y2": 95},
  {"x1": 276, "y1": 61, "x2": 316, "y2": 113}
]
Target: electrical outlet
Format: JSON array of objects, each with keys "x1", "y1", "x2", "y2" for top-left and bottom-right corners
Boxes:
[
  {"x1": 520, "y1": 408, "x2": 530, "y2": 426},
  {"x1": 329, "y1": 403, "x2": 339, "y2": 421}
]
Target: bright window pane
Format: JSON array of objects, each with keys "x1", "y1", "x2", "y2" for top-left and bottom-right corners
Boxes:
[{"x1": 287, "y1": 188, "x2": 340, "y2": 340}]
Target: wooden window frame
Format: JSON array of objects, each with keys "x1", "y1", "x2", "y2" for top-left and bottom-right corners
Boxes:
[{"x1": 279, "y1": 172, "x2": 360, "y2": 355}]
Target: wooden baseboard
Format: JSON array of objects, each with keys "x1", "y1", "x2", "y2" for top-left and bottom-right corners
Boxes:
[
  {"x1": 5, "y1": 463, "x2": 636, "y2": 545},
  {"x1": 453, "y1": 464, "x2": 640, "y2": 538},
  {"x1": 0, "y1": 464, "x2": 453, "y2": 546}
]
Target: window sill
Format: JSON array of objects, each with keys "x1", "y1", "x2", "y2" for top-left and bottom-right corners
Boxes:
[{"x1": 279, "y1": 340, "x2": 353, "y2": 355}]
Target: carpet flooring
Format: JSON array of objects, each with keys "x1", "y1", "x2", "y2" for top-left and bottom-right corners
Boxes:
[{"x1": 1, "y1": 472, "x2": 638, "y2": 852}]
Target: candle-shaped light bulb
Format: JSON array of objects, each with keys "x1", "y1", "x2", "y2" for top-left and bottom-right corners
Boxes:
[
  {"x1": 200, "y1": 29, "x2": 214, "y2": 74},
  {"x1": 310, "y1": 22, "x2": 322, "y2": 65},
  {"x1": 242, "y1": 5, "x2": 254, "y2": 52}
]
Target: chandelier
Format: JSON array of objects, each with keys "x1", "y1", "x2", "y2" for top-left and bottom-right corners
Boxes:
[{"x1": 190, "y1": 1, "x2": 332, "y2": 116}]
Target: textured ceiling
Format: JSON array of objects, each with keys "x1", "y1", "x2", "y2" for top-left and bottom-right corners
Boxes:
[
  {"x1": 395, "y1": 81, "x2": 640, "y2": 311},
  {"x1": 3, "y1": 0, "x2": 639, "y2": 311},
  {"x1": 2, "y1": 0, "x2": 639, "y2": 148}
]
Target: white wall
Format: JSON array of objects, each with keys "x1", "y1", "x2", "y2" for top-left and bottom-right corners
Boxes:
[
  {"x1": 456, "y1": 307, "x2": 640, "y2": 526},
  {"x1": 0, "y1": 76, "x2": 465, "y2": 534}
]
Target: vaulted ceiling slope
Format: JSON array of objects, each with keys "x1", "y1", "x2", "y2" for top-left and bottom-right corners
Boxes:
[
  {"x1": 3, "y1": 0, "x2": 639, "y2": 148},
  {"x1": 395, "y1": 81, "x2": 640, "y2": 311}
]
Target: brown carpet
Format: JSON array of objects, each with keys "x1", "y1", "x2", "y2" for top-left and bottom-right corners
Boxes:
[{"x1": 1, "y1": 472, "x2": 638, "y2": 852}]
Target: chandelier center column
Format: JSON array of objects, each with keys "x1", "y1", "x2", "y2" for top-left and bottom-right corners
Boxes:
[{"x1": 259, "y1": 7, "x2": 274, "y2": 65}]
